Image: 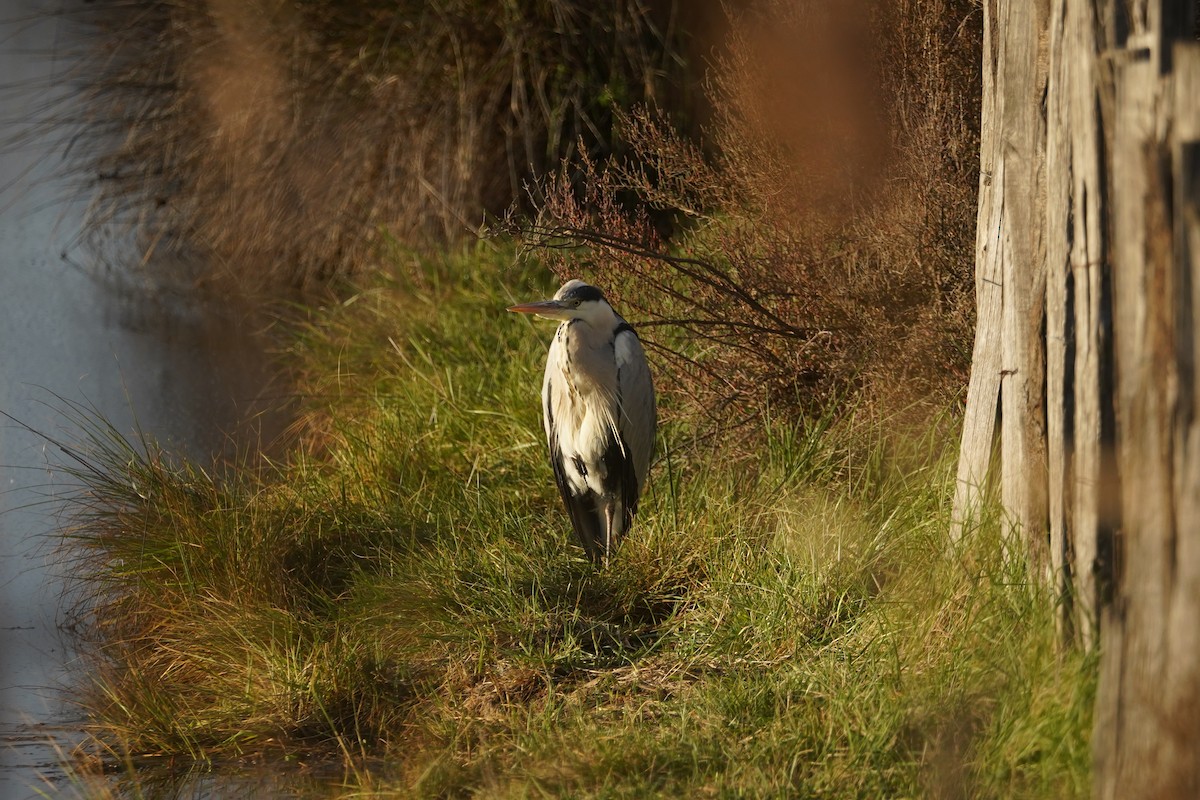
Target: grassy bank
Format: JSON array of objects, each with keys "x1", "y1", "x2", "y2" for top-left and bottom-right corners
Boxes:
[{"x1": 64, "y1": 247, "x2": 1093, "y2": 797}]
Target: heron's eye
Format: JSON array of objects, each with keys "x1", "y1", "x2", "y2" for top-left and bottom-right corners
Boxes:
[{"x1": 572, "y1": 298, "x2": 582, "y2": 307}]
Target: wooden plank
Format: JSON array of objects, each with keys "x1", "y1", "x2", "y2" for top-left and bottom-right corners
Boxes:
[
  {"x1": 953, "y1": 0, "x2": 1053, "y2": 581},
  {"x1": 1093, "y1": 18, "x2": 1199, "y2": 798},
  {"x1": 1066, "y1": 0, "x2": 1110, "y2": 648},
  {"x1": 1044, "y1": 0, "x2": 1115, "y2": 646},
  {"x1": 998, "y1": 0, "x2": 1050, "y2": 571},
  {"x1": 1044, "y1": 0, "x2": 1072, "y2": 632},
  {"x1": 1097, "y1": 44, "x2": 1165, "y2": 800},
  {"x1": 1161, "y1": 39, "x2": 1200, "y2": 798},
  {"x1": 951, "y1": 0, "x2": 1004, "y2": 538}
]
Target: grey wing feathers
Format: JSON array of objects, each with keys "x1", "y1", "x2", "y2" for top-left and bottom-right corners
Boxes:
[{"x1": 614, "y1": 324, "x2": 656, "y2": 499}]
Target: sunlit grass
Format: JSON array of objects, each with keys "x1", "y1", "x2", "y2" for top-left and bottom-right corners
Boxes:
[{"x1": 60, "y1": 245, "x2": 1093, "y2": 797}]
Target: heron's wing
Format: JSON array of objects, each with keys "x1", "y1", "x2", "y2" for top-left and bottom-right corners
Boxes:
[{"x1": 614, "y1": 322, "x2": 656, "y2": 507}]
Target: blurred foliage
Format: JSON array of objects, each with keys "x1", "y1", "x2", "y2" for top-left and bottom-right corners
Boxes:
[{"x1": 80, "y1": 0, "x2": 717, "y2": 289}]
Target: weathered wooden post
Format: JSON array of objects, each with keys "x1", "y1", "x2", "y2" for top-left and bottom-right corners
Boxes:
[
  {"x1": 951, "y1": 0, "x2": 1050, "y2": 581},
  {"x1": 955, "y1": 0, "x2": 1200, "y2": 790},
  {"x1": 1043, "y1": 0, "x2": 1118, "y2": 646},
  {"x1": 1093, "y1": 18, "x2": 1200, "y2": 797}
]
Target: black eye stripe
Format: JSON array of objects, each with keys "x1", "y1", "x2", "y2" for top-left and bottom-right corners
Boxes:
[{"x1": 560, "y1": 284, "x2": 606, "y2": 304}]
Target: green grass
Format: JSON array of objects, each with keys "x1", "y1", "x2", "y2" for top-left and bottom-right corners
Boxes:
[{"x1": 61, "y1": 244, "x2": 1094, "y2": 797}]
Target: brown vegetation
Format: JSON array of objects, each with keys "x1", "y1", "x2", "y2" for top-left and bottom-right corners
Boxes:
[
  {"x1": 530, "y1": 0, "x2": 982, "y2": 420},
  {"x1": 81, "y1": 0, "x2": 705, "y2": 290}
]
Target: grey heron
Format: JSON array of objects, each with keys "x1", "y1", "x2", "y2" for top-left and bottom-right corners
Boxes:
[{"x1": 508, "y1": 280, "x2": 656, "y2": 563}]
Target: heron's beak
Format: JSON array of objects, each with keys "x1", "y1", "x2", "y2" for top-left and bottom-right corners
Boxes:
[{"x1": 507, "y1": 299, "x2": 566, "y2": 320}]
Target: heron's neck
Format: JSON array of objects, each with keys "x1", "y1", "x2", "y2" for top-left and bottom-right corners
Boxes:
[{"x1": 561, "y1": 305, "x2": 620, "y2": 341}]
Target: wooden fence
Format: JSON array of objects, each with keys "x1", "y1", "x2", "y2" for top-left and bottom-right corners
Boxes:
[{"x1": 951, "y1": 0, "x2": 1200, "y2": 794}]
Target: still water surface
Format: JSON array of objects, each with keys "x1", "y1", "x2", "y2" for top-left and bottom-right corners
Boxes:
[{"x1": 1, "y1": 3, "x2": 282, "y2": 796}]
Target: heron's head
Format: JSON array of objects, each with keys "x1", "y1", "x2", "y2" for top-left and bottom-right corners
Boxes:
[{"x1": 507, "y1": 280, "x2": 614, "y2": 325}]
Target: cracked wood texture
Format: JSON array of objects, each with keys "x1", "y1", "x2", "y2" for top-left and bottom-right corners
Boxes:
[
  {"x1": 954, "y1": 0, "x2": 1116, "y2": 642},
  {"x1": 1045, "y1": 0, "x2": 1118, "y2": 647},
  {"x1": 955, "y1": 0, "x2": 1200, "y2": 792}
]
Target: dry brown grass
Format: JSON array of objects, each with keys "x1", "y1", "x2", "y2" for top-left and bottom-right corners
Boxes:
[
  {"x1": 79, "y1": 0, "x2": 707, "y2": 290},
  {"x1": 529, "y1": 0, "x2": 982, "y2": 422}
]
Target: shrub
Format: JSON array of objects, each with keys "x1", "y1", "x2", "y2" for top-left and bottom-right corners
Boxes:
[{"x1": 530, "y1": 0, "x2": 981, "y2": 421}]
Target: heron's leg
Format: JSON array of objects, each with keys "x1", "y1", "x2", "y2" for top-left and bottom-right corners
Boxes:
[{"x1": 603, "y1": 502, "x2": 615, "y2": 568}]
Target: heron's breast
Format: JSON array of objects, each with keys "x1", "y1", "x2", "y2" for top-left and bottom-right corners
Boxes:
[
  {"x1": 564, "y1": 330, "x2": 618, "y2": 385},
  {"x1": 551, "y1": 369, "x2": 610, "y2": 444}
]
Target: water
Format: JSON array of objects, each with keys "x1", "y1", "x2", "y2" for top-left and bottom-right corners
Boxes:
[{"x1": 0, "y1": 3, "x2": 280, "y2": 796}]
